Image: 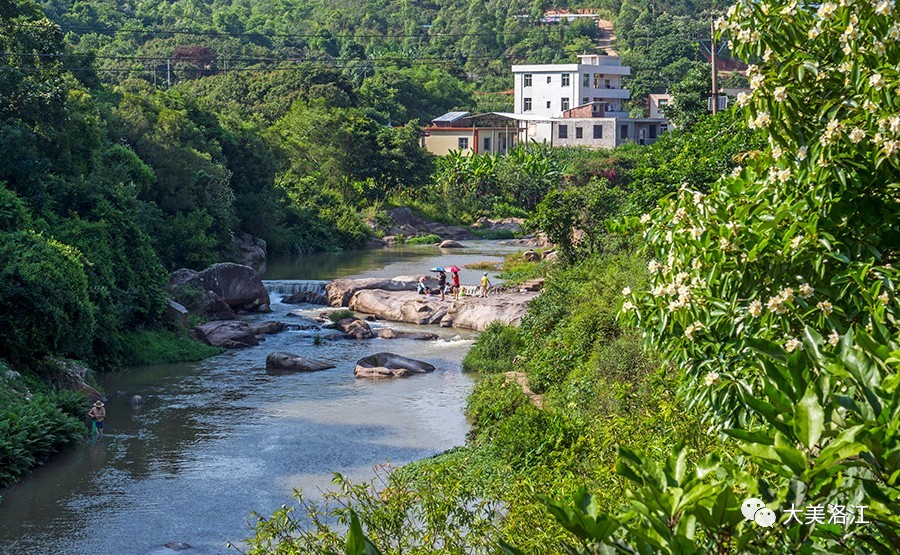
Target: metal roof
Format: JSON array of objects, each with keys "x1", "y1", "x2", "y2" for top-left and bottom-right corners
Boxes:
[{"x1": 432, "y1": 111, "x2": 470, "y2": 123}]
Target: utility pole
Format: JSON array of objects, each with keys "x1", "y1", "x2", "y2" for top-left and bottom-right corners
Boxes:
[
  {"x1": 167, "y1": 58, "x2": 171, "y2": 88},
  {"x1": 710, "y1": 19, "x2": 719, "y2": 115},
  {"x1": 153, "y1": 63, "x2": 157, "y2": 87}
]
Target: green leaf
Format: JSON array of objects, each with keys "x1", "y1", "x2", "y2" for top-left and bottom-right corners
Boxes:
[
  {"x1": 497, "y1": 540, "x2": 528, "y2": 555},
  {"x1": 773, "y1": 432, "x2": 808, "y2": 474},
  {"x1": 747, "y1": 337, "x2": 787, "y2": 362},
  {"x1": 793, "y1": 386, "x2": 824, "y2": 451},
  {"x1": 346, "y1": 512, "x2": 383, "y2": 555},
  {"x1": 816, "y1": 425, "x2": 866, "y2": 467}
]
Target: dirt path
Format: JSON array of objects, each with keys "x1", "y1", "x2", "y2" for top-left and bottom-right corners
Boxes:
[{"x1": 596, "y1": 18, "x2": 618, "y2": 55}]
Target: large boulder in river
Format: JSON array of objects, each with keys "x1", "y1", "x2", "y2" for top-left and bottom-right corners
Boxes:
[
  {"x1": 326, "y1": 277, "x2": 421, "y2": 307},
  {"x1": 348, "y1": 289, "x2": 536, "y2": 331},
  {"x1": 282, "y1": 290, "x2": 328, "y2": 305},
  {"x1": 266, "y1": 352, "x2": 335, "y2": 373},
  {"x1": 191, "y1": 320, "x2": 259, "y2": 349},
  {"x1": 170, "y1": 263, "x2": 269, "y2": 312},
  {"x1": 375, "y1": 328, "x2": 439, "y2": 340},
  {"x1": 355, "y1": 352, "x2": 435, "y2": 378},
  {"x1": 438, "y1": 240, "x2": 464, "y2": 249},
  {"x1": 335, "y1": 317, "x2": 374, "y2": 339},
  {"x1": 250, "y1": 321, "x2": 285, "y2": 336}
]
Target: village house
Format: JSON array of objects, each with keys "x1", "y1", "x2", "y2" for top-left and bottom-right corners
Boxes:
[{"x1": 422, "y1": 56, "x2": 671, "y2": 155}]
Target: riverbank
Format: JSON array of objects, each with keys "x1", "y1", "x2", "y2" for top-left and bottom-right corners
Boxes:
[{"x1": 0, "y1": 241, "x2": 518, "y2": 554}]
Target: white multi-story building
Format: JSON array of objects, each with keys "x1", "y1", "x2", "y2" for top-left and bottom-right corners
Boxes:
[{"x1": 512, "y1": 54, "x2": 631, "y2": 118}]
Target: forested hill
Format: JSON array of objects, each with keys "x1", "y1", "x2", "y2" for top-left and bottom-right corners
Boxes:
[
  {"x1": 1, "y1": 0, "x2": 731, "y2": 488},
  {"x1": 31, "y1": 0, "x2": 733, "y2": 113}
]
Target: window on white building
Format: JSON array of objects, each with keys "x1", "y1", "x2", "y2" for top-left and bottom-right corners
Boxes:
[
  {"x1": 593, "y1": 74, "x2": 602, "y2": 88},
  {"x1": 649, "y1": 125, "x2": 657, "y2": 139},
  {"x1": 558, "y1": 125, "x2": 568, "y2": 139},
  {"x1": 458, "y1": 137, "x2": 468, "y2": 150},
  {"x1": 575, "y1": 127, "x2": 583, "y2": 139},
  {"x1": 620, "y1": 125, "x2": 628, "y2": 139},
  {"x1": 593, "y1": 125, "x2": 603, "y2": 139},
  {"x1": 582, "y1": 97, "x2": 589, "y2": 105},
  {"x1": 561, "y1": 73, "x2": 570, "y2": 86},
  {"x1": 484, "y1": 137, "x2": 491, "y2": 151},
  {"x1": 523, "y1": 97, "x2": 532, "y2": 111},
  {"x1": 546, "y1": 101, "x2": 551, "y2": 109},
  {"x1": 582, "y1": 73, "x2": 590, "y2": 87},
  {"x1": 547, "y1": 76, "x2": 552, "y2": 83},
  {"x1": 561, "y1": 97, "x2": 570, "y2": 111},
  {"x1": 605, "y1": 79, "x2": 611, "y2": 89},
  {"x1": 524, "y1": 74, "x2": 532, "y2": 87}
]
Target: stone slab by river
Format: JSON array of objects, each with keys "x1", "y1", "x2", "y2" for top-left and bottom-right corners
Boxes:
[{"x1": 0, "y1": 241, "x2": 524, "y2": 554}]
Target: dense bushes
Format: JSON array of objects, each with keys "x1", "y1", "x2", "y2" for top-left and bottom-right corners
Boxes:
[
  {"x1": 461, "y1": 321, "x2": 522, "y2": 374},
  {"x1": 0, "y1": 231, "x2": 95, "y2": 365},
  {"x1": 0, "y1": 368, "x2": 89, "y2": 490},
  {"x1": 517, "y1": 252, "x2": 647, "y2": 392}
]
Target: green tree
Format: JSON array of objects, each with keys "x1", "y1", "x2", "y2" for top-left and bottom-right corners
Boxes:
[{"x1": 0, "y1": 231, "x2": 95, "y2": 364}]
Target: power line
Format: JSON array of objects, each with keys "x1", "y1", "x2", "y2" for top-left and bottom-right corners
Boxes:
[
  {"x1": 0, "y1": 53, "x2": 527, "y2": 73},
  {"x1": 0, "y1": 21, "x2": 542, "y2": 40}
]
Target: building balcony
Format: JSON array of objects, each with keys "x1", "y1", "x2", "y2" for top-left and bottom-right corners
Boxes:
[
  {"x1": 584, "y1": 88, "x2": 630, "y2": 100},
  {"x1": 578, "y1": 64, "x2": 630, "y2": 76}
]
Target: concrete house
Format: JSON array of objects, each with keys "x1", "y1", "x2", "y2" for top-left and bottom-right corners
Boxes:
[
  {"x1": 513, "y1": 54, "x2": 631, "y2": 118},
  {"x1": 421, "y1": 56, "x2": 670, "y2": 156}
]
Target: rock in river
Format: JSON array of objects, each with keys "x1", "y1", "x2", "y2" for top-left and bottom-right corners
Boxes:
[
  {"x1": 170, "y1": 262, "x2": 270, "y2": 312},
  {"x1": 191, "y1": 320, "x2": 259, "y2": 349},
  {"x1": 335, "y1": 317, "x2": 375, "y2": 339},
  {"x1": 266, "y1": 352, "x2": 335, "y2": 373},
  {"x1": 355, "y1": 352, "x2": 436, "y2": 378}
]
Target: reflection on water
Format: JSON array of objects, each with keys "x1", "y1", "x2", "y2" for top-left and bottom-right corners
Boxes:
[{"x1": 0, "y1": 241, "x2": 517, "y2": 555}]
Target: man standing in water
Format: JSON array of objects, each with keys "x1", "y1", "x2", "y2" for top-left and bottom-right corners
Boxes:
[{"x1": 88, "y1": 400, "x2": 106, "y2": 436}]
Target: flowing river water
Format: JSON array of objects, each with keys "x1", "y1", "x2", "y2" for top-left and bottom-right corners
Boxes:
[{"x1": 0, "y1": 241, "x2": 525, "y2": 554}]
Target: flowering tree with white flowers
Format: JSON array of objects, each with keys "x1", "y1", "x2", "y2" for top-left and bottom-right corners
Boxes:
[{"x1": 504, "y1": 1, "x2": 900, "y2": 554}]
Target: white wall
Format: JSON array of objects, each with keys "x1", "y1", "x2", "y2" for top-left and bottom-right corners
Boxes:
[{"x1": 514, "y1": 59, "x2": 631, "y2": 117}]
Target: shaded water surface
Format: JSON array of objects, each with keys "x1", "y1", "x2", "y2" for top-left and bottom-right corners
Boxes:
[{"x1": 0, "y1": 241, "x2": 521, "y2": 554}]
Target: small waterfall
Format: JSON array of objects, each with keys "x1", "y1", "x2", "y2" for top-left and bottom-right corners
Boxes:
[{"x1": 263, "y1": 280, "x2": 328, "y2": 296}]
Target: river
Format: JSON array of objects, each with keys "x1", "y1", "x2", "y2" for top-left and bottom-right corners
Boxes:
[{"x1": 0, "y1": 241, "x2": 524, "y2": 554}]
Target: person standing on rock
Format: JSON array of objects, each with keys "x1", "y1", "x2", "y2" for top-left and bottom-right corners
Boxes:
[
  {"x1": 88, "y1": 400, "x2": 106, "y2": 436},
  {"x1": 438, "y1": 271, "x2": 447, "y2": 301},
  {"x1": 480, "y1": 272, "x2": 492, "y2": 298},
  {"x1": 451, "y1": 270, "x2": 461, "y2": 300}
]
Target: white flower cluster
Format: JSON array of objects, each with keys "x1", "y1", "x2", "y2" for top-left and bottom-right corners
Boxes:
[
  {"x1": 875, "y1": 117, "x2": 900, "y2": 157},
  {"x1": 649, "y1": 264, "x2": 706, "y2": 313},
  {"x1": 704, "y1": 371, "x2": 722, "y2": 386},
  {"x1": 820, "y1": 119, "x2": 842, "y2": 146},
  {"x1": 785, "y1": 337, "x2": 803, "y2": 352},
  {"x1": 684, "y1": 321, "x2": 704, "y2": 339},
  {"x1": 828, "y1": 330, "x2": 841, "y2": 346},
  {"x1": 749, "y1": 112, "x2": 771, "y2": 129},
  {"x1": 817, "y1": 2, "x2": 838, "y2": 19},
  {"x1": 766, "y1": 287, "x2": 797, "y2": 314}
]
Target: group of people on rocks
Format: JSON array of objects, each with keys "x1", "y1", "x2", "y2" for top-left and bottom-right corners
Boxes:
[{"x1": 417, "y1": 267, "x2": 491, "y2": 300}]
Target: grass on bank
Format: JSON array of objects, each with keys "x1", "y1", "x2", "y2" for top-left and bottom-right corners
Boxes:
[
  {"x1": 118, "y1": 328, "x2": 224, "y2": 367},
  {"x1": 496, "y1": 251, "x2": 550, "y2": 286},
  {"x1": 242, "y1": 250, "x2": 716, "y2": 553}
]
